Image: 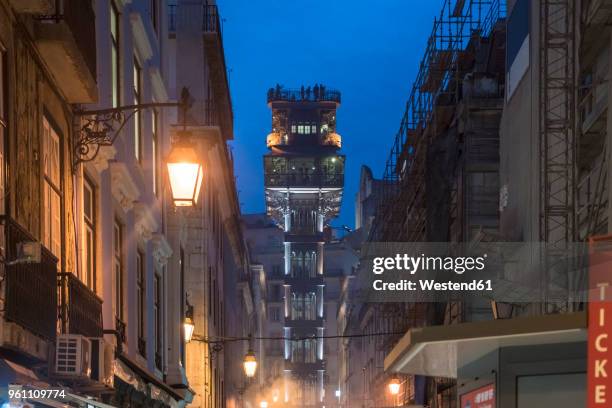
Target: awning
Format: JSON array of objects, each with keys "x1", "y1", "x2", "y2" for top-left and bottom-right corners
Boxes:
[
  {"x1": 0, "y1": 358, "x2": 48, "y2": 388},
  {"x1": 384, "y1": 312, "x2": 587, "y2": 378}
]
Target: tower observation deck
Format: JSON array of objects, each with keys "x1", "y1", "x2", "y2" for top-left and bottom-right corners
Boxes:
[{"x1": 264, "y1": 84, "x2": 344, "y2": 406}]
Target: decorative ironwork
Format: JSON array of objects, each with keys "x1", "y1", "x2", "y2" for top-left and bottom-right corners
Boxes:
[
  {"x1": 2, "y1": 216, "x2": 58, "y2": 341},
  {"x1": 73, "y1": 88, "x2": 192, "y2": 171},
  {"x1": 59, "y1": 272, "x2": 103, "y2": 338}
]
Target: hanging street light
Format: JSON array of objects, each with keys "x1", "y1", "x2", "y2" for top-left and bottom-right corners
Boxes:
[
  {"x1": 388, "y1": 375, "x2": 401, "y2": 395},
  {"x1": 183, "y1": 304, "x2": 195, "y2": 343},
  {"x1": 243, "y1": 348, "x2": 257, "y2": 378},
  {"x1": 167, "y1": 136, "x2": 204, "y2": 207},
  {"x1": 259, "y1": 401, "x2": 268, "y2": 408}
]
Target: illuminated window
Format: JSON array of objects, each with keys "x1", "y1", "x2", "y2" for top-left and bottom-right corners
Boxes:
[
  {"x1": 291, "y1": 125, "x2": 296, "y2": 133},
  {"x1": 298, "y1": 125, "x2": 304, "y2": 134},
  {"x1": 83, "y1": 176, "x2": 96, "y2": 291},
  {"x1": 42, "y1": 116, "x2": 61, "y2": 261}
]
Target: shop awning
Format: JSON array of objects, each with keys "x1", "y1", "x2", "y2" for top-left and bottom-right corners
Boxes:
[{"x1": 384, "y1": 312, "x2": 587, "y2": 378}]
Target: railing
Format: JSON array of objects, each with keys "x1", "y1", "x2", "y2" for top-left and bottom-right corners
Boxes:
[
  {"x1": 203, "y1": 4, "x2": 222, "y2": 33},
  {"x1": 41, "y1": 0, "x2": 97, "y2": 79},
  {"x1": 59, "y1": 272, "x2": 103, "y2": 338},
  {"x1": 265, "y1": 173, "x2": 344, "y2": 188},
  {"x1": 267, "y1": 86, "x2": 341, "y2": 104},
  {"x1": 1, "y1": 216, "x2": 58, "y2": 341}
]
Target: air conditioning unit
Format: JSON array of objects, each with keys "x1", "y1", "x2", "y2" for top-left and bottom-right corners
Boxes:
[
  {"x1": 90, "y1": 337, "x2": 114, "y2": 386},
  {"x1": 55, "y1": 334, "x2": 91, "y2": 380}
]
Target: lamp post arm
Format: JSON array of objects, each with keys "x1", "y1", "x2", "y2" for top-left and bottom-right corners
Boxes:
[{"x1": 72, "y1": 88, "x2": 191, "y2": 172}]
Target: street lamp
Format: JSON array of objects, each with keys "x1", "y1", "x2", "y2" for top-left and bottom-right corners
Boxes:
[
  {"x1": 389, "y1": 375, "x2": 400, "y2": 395},
  {"x1": 184, "y1": 304, "x2": 195, "y2": 343},
  {"x1": 260, "y1": 401, "x2": 268, "y2": 408},
  {"x1": 243, "y1": 348, "x2": 257, "y2": 378},
  {"x1": 388, "y1": 375, "x2": 400, "y2": 395},
  {"x1": 166, "y1": 136, "x2": 204, "y2": 207}
]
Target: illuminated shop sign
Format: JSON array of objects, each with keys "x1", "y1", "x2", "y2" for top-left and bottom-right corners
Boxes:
[
  {"x1": 588, "y1": 237, "x2": 612, "y2": 407},
  {"x1": 460, "y1": 383, "x2": 495, "y2": 408}
]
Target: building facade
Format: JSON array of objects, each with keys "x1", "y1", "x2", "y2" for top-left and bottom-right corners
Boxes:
[
  {"x1": 263, "y1": 85, "x2": 344, "y2": 407},
  {"x1": 0, "y1": 1, "x2": 249, "y2": 407}
]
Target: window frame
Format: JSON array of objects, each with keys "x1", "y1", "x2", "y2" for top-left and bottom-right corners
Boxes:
[
  {"x1": 136, "y1": 249, "x2": 146, "y2": 346},
  {"x1": 133, "y1": 56, "x2": 142, "y2": 161},
  {"x1": 154, "y1": 271, "x2": 163, "y2": 369},
  {"x1": 83, "y1": 174, "x2": 96, "y2": 291},
  {"x1": 152, "y1": 109, "x2": 159, "y2": 196},
  {"x1": 110, "y1": 1, "x2": 121, "y2": 108},
  {"x1": 113, "y1": 219, "x2": 124, "y2": 323},
  {"x1": 42, "y1": 114, "x2": 63, "y2": 262}
]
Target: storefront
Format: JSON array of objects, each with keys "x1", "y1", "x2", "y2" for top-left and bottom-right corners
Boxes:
[{"x1": 384, "y1": 312, "x2": 587, "y2": 408}]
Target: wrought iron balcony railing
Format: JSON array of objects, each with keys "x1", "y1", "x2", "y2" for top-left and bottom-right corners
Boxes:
[
  {"x1": 1, "y1": 216, "x2": 58, "y2": 341},
  {"x1": 267, "y1": 87, "x2": 341, "y2": 104},
  {"x1": 265, "y1": 173, "x2": 344, "y2": 188},
  {"x1": 59, "y1": 272, "x2": 103, "y2": 338}
]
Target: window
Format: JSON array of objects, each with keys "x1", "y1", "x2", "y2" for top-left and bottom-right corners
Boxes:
[
  {"x1": 291, "y1": 125, "x2": 296, "y2": 133},
  {"x1": 83, "y1": 176, "x2": 96, "y2": 291},
  {"x1": 269, "y1": 306, "x2": 280, "y2": 322},
  {"x1": 114, "y1": 220, "x2": 124, "y2": 322},
  {"x1": 152, "y1": 110, "x2": 159, "y2": 196},
  {"x1": 110, "y1": 2, "x2": 120, "y2": 108},
  {"x1": 149, "y1": 0, "x2": 158, "y2": 32},
  {"x1": 298, "y1": 125, "x2": 304, "y2": 134},
  {"x1": 133, "y1": 57, "x2": 142, "y2": 161},
  {"x1": 154, "y1": 272, "x2": 163, "y2": 369},
  {"x1": 137, "y1": 250, "x2": 145, "y2": 353},
  {"x1": 311, "y1": 125, "x2": 317, "y2": 134},
  {"x1": 42, "y1": 116, "x2": 61, "y2": 261}
]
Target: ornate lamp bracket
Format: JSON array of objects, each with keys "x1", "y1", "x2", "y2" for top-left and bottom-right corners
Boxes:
[{"x1": 72, "y1": 88, "x2": 192, "y2": 172}]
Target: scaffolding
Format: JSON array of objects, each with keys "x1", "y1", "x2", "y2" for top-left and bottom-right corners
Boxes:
[
  {"x1": 538, "y1": 0, "x2": 577, "y2": 311},
  {"x1": 371, "y1": 0, "x2": 506, "y2": 242}
]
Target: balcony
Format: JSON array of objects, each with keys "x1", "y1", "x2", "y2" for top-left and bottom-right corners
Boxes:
[
  {"x1": 321, "y1": 132, "x2": 342, "y2": 148},
  {"x1": 267, "y1": 87, "x2": 341, "y2": 104},
  {"x1": 8, "y1": 0, "x2": 54, "y2": 13},
  {"x1": 202, "y1": 4, "x2": 233, "y2": 139},
  {"x1": 2, "y1": 216, "x2": 58, "y2": 341},
  {"x1": 284, "y1": 318, "x2": 324, "y2": 328},
  {"x1": 264, "y1": 173, "x2": 344, "y2": 189},
  {"x1": 59, "y1": 272, "x2": 103, "y2": 338},
  {"x1": 33, "y1": 0, "x2": 97, "y2": 103}
]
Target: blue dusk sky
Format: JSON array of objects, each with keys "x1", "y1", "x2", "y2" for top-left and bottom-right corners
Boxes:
[{"x1": 219, "y1": 0, "x2": 443, "y2": 228}]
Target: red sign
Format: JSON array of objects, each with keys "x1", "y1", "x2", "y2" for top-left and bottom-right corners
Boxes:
[
  {"x1": 460, "y1": 384, "x2": 495, "y2": 408},
  {"x1": 588, "y1": 237, "x2": 612, "y2": 407}
]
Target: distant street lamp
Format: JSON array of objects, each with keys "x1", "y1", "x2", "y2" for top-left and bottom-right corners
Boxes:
[
  {"x1": 167, "y1": 135, "x2": 204, "y2": 207},
  {"x1": 243, "y1": 348, "x2": 257, "y2": 378},
  {"x1": 260, "y1": 401, "x2": 268, "y2": 408},
  {"x1": 388, "y1": 375, "x2": 400, "y2": 395}
]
